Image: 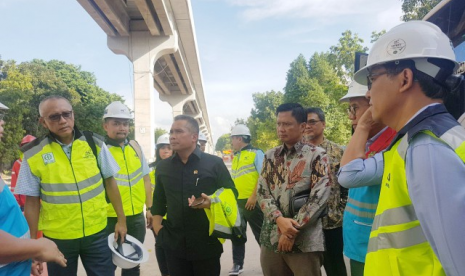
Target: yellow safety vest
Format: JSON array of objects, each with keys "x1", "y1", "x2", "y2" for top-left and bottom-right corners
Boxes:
[
  {"x1": 149, "y1": 167, "x2": 155, "y2": 194},
  {"x1": 24, "y1": 134, "x2": 107, "y2": 240},
  {"x1": 365, "y1": 126, "x2": 465, "y2": 276},
  {"x1": 231, "y1": 148, "x2": 260, "y2": 199},
  {"x1": 204, "y1": 188, "x2": 244, "y2": 243},
  {"x1": 107, "y1": 140, "x2": 146, "y2": 217}
]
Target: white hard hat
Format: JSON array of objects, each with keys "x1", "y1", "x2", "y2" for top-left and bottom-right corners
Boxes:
[
  {"x1": 108, "y1": 234, "x2": 149, "y2": 269},
  {"x1": 354, "y1": 20, "x2": 458, "y2": 85},
  {"x1": 156, "y1": 133, "x2": 170, "y2": 145},
  {"x1": 230, "y1": 124, "x2": 251, "y2": 137},
  {"x1": 339, "y1": 81, "x2": 368, "y2": 102},
  {"x1": 0, "y1": 102, "x2": 8, "y2": 110},
  {"x1": 103, "y1": 101, "x2": 132, "y2": 119},
  {"x1": 198, "y1": 132, "x2": 207, "y2": 142}
]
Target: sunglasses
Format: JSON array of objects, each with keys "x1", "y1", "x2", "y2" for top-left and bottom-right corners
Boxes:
[
  {"x1": 46, "y1": 111, "x2": 73, "y2": 122},
  {"x1": 367, "y1": 71, "x2": 388, "y2": 90}
]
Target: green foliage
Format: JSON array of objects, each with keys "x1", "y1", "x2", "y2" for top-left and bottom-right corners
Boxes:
[
  {"x1": 328, "y1": 30, "x2": 369, "y2": 81},
  {"x1": 247, "y1": 91, "x2": 283, "y2": 151},
  {"x1": 0, "y1": 58, "x2": 125, "y2": 167},
  {"x1": 215, "y1": 133, "x2": 231, "y2": 152},
  {"x1": 371, "y1": 30, "x2": 387, "y2": 43},
  {"x1": 401, "y1": 0, "x2": 441, "y2": 21}
]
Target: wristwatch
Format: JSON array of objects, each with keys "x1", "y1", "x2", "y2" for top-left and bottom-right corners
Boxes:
[{"x1": 146, "y1": 206, "x2": 152, "y2": 211}]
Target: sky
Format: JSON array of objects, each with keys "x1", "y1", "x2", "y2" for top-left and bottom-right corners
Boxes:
[{"x1": 0, "y1": 0, "x2": 405, "y2": 144}]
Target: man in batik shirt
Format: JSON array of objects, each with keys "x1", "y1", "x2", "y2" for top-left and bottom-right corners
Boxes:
[
  {"x1": 303, "y1": 107, "x2": 348, "y2": 276},
  {"x1": 257, "y1": 103, "x2": 331, "y2": 276}
]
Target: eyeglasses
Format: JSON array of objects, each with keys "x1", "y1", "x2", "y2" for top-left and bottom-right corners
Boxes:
[
  {"x1": 347, "y1": 106, "x2": 358, "y2": 116},
  {"x1": 46, "y1": 111, "x2": 73, "y2": 122},
  {"x1": 306, "y1": 120, "x2": 321, "y2": 126},
  {"x1": 367, "y1": 71, "x2": 388, "y2": 90}
]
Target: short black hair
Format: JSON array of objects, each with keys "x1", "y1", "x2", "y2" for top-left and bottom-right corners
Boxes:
[
  {"x1": 306, "y1": 107, "x2": 325, "y2": 122},
  {"x1": 39, "y1": 95, "x2": 72, "y2": 117},
  {"x1": 233, "y1": 135, "x2": 251, "y2": 144},
  {"x1": 276, "y1": 103, "x2": 306, "y2": 124},
  {"x1": 174, "y1": 115, "x2": 199, "y2": 134}
]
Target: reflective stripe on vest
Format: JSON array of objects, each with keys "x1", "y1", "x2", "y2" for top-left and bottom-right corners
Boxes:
[
  {"x1": 25, "y1": 135, "x2": 107, "y2": 240},
  {"x1": 107, "y1": 143, "x2": 146, "y2": 217},
  {"x1": 364, "y1": 125, "x2": 465, "y2": 276},
  {"x1": 205, "y1": 188, "x2": 242, "y2": 239},
  {"x1": 231, "y1": 149, "x2": 259, "y2": 199}
]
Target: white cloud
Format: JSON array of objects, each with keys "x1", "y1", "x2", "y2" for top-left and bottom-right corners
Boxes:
[{"x1": 226, "y1": 0, "x2": 402, "y2": 27}]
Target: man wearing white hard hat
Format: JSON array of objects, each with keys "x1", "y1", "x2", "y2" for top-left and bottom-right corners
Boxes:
[
  {"x1": 15, "y1": 95, "x2": 126, "y2": 275},
  {"x1": 228, "y1": 124, "x2": 264, "y2": 276},
  {"x1": 337, "y1": 81, "x2": 396, "y2": 276},
  {"x1": 198, "y1": 133, "x2": 207, "y2": 152},
  {"x1": 342, "y1": 21, "x2": 465, "y2": 276},
  {"x1": 103, "y1": 101, "x2": 153, "y2": 276}
]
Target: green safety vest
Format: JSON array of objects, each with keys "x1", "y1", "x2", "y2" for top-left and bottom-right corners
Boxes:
[
  {"x1": 231, "y1": 147, "x2": 260, "y2": 199},
  {"x1": 365, "y1": 125, "x2": 465, "y2": 275},
  {"x1": 24, "y1": 133, "x2": 107, "y2": 240},
  {"x1": 107, "y1": 140, "x2": 146, "y2": 217}
]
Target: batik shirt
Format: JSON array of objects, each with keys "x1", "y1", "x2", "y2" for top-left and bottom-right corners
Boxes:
[
  {"x1": 310, "y1": 138, "x2": 348, "y2": 230},
  {"x1": 257, "y1": 141, "x2": 330, "y2": 253}
]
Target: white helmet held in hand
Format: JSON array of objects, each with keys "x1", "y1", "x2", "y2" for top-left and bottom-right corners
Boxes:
[
  {"x1": 230, "y1": 124, "x2": 251, "y2": 137},
  {"x1": 0, "y1": 102, "x2": 8, "y2": 110},
  {"x1": 354, "y1": 20, "x2": 458, "y2": 85},
  {"x1": 103, "y1": 101, "x2": 132, "y2": 119},
  {"x1": 340, "y1": 81, "x2": 368, "y2": 102},
  {"x1": 156, "y1": 133, "x2": 170, "y2": 145},
  {"x1": 108, "y1": 234, "x2": 149, "y2": 269}
]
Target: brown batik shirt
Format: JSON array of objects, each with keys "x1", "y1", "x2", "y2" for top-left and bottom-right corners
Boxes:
[
  {"x1": 257, "y1": 141, "x2": 330, "y2": 253},
  {"x1": 308, "y1": 138, "x2": 348, "y2": 230}
]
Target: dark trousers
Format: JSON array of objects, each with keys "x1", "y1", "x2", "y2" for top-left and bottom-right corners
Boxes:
[
  {"x1": 323, "y1": 227, "x2": 347, "y2": 276},
  {"x1": 107, "y1": 213, "x2": 146, "y2": 276},
  {"x1": 350, "y1": 259, "x2": 365, "y2": 276},
  {"x1": 163, "y1": 248, "x2": 221, "y2": 276},
  {"x1": 46, "y1": 229, "x2": 114, "y2": 276},
  {"x1": 152, "y1": 228, "x2": 170, "y2": 276},
  {"x1": 232, "y1": 199, "x2": 264, "y2": 266}
]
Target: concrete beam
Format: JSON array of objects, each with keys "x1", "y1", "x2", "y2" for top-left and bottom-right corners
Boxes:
[
  {"x1": 94, "y1": 0, "x2": 130, "y2": 36},
  {"x1": 76, "y1": 0, "x2": 117, "y2": 36},
  {"x1": 151, "y1": 0, "x2": 174, "y2": 36},
  {"x1": 133, "y1": 0, "x2": 161, "y2": 36}
]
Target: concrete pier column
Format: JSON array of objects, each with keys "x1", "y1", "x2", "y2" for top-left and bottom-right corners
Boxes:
[{"x1": 107, "y1": 31, "x2": 178, "y2": 160}]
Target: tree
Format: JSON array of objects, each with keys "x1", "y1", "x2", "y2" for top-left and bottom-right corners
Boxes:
[
  {"x1": 248, "y1": 90, "x2": 283, "y2": 150},
  {"x1": 401, "y1": 0, "x2": 441, "y2": 21},
  {"x1": 328, "y1": 30, "x2": 369, "y2": 81},
  {"x1": 0, "y1": 58, "x2": 126, "y2": 167},
  {"x1": 215, "y1": 133, "x2": 231, "y2": 152},
  {"x1": 370, "y1": 30, "x2": 386, "y2": 43},
  {"x1": 154, "y1": 128, "x2": 168, "y2": 144}
]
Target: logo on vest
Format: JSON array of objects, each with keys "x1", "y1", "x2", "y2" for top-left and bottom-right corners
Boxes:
[
  {"x1": 42, "y1": 153, "x2": 55, "y2": 165},
  {"x1": 385, "y1": 173, "x2": 391, "y2": 188},
  {"x1": 84, "y1": 150, "x2": 94, "y2": 159}
]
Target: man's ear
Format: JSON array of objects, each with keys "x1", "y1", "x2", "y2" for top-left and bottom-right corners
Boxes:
[
  {"x1": 300, "y1": 122, "x2": 306, "y2": 133},
  {"x1": 399, "y1": 68, "x2": 415, "y2": 94},
  {"x1": 39, "y1": 117, "x2": 48, "y2": 129}
]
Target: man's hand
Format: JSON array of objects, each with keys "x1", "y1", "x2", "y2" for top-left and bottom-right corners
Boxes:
[
  {"x1": 357, "y1": 106, "x2": 376, "y2": 132},
  {"x1": 245, "y1": 194, "x2": 257, "y2": 210},
  {"x1": 114, "y1": 220, "x2": 127, "y2": 243},
  {"x1": 277, "y1": 234, "x2": 295, "y2": 252},
  {"x1": 30, "y1": 238, "x2": 67, "y2": 275},
  {"x1": 188, "y1": 193, "x2": 211, "y2": 209},
  {"x1": 146, "y1": 210, "x2": 153, "y2": 229},
  {"x1": 276, "y1": 217, "x2": 300, "y2": 239},
  {"x1": 31, "y1": 260, "x2": 44, "y2": 276}
]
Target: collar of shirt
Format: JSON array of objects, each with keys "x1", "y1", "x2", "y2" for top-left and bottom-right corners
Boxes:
[
  {"x1": 404, "y1": 103, "x2": 440, "y2": 127},
  {"x1": 366, "y1": 126, "x2": 388, "y2": 150},
  {"x1": 235, "y1": 144, "x2": 253, "y2": 154},
  {"x1": 105, "y1": 136, "x2": 129, "y2": 148},
  {"x1": 172, "y1": 147, "x2": 202, "y2": 163},
  {"x1": 277, "y1": 140, "x2": 304, "y2": 156}
]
